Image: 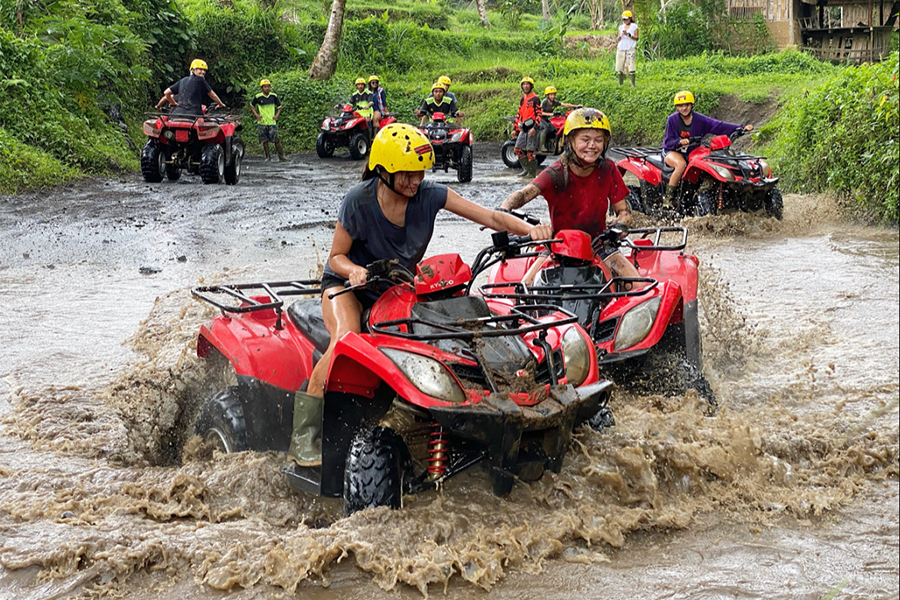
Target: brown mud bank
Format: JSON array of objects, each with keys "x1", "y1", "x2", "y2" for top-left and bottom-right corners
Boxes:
[{"x1": 1, "y1": 153, "x2": 897, "y2": 599}]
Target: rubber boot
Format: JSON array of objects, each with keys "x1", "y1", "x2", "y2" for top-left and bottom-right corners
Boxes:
[
  {"x1": 276, "y1": 142, "x2": 288, "y2": 162},
  {"x1": 618, "y1": 72, "x2": 625, "y2": 86},
  {"x1": 662, "y1": 185, "x2": 677, "y2": 209},
  {"x1": 287, "y1": 391, "x2": 323, "y2": 467},
  {"x1": 537, "y1": 129, "x2": 547, "y2": 153},
  {"x1": 629, "y1": 73, "x2": 636, "y2": 88}
]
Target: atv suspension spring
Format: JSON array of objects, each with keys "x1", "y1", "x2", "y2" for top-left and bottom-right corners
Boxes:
[
  {"x1": 427, "y1": 424, "x2": 448, "y2": 479},
  {"x1": 718, "y1": 183, "x2": 725, "y2": 211}
]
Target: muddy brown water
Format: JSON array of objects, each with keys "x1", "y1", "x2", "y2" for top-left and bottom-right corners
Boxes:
[{"x1": 1, "y1": 145, "x2": 897, "y2": 599}]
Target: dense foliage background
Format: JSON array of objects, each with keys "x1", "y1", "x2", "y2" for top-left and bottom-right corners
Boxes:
[{"x1": 0, "y1": 0, "x2": 897, "y2": 221}]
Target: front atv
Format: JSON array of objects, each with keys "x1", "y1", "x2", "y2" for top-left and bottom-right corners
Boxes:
[{"x1": 420, "y1": 112, "x2": 473, "y2": 183}]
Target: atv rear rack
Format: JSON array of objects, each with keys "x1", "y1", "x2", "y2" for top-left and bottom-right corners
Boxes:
[
  {"x1": 614, "y1": 146, "x2": 663, "y2": 160},
  {"x1": 192, "y1": 280, "x2": 323, "y2": 326}
]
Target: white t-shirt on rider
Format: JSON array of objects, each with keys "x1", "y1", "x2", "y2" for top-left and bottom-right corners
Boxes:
[{"x1": 617, "y1": 22, "x2": 638, "y2": 51}]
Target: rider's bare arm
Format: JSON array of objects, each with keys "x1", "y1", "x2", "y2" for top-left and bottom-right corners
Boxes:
[
  {"x1": 500, "y1": 183, "x2": 541, "y2": 211},
  {"x1": 207, "y1": 90, "x2": 226, "y2": 108},
  {"x1": 328, "y1": 221, "x2": 368, "y2": 285},
  {"x1": 163, "y1": 88, "x2": 177, "y2": 107},
  {"x1": 445, "y1": 190, "x2": 551, "y2": 238},
  {"x1": 611, "y1": 199, "x2": 633, "y2": 226},
  {"x1": 274, "y1": 105, "x2": 283, "y2": 121}
]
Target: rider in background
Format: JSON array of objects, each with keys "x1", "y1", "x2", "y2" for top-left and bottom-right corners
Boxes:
[
  {"x1": 368, "y1": 75, "x2": 387, "y2": 129},
  {"x1": 662, "y1": 90, "x2": 753, "y2": 208},
  {"x1": 416, "y1": 82, "x2": 458, "y2": 126},
  {"x1": 513, "y1": 76, "x2": 542, "y2": 179},
  {"x1": 349, "y1": 77, "x2": 373, "y2": 120},
  {"x1": 287, "y1": 124, "x2": 551, "y2": 467},
  {"x1": 436, "y1": 75, "x2": 465, "y2": 124},
  {"x1": 539, "y1": 86, "x2": 582, "y2": 153},
  {"x1": 159, "y1": 59, "x2": 225, "y2": 115},
  {"x1": 500, "y1": 108, "x2": 644, "y2": 287}
]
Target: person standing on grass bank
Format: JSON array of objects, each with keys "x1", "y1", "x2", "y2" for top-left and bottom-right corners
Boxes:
[
  {"x1": 158, "y1": 59, "x2": 226, "y2": 115},
  {"x1": 250, "y1": 79, "x2": 286, "y2": 162},
  {"x1": 616, "y1": 11, "x2": 639, "y2": 87}
]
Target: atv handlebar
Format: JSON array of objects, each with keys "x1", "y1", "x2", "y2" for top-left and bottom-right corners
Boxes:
[{"x1": 327, "y1": 259, "x2": 415, "y2": 300}]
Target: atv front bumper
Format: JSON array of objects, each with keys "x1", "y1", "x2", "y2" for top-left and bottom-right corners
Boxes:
[{"x1": 428, "y1": 380, "x2": 613, "y2": 496}]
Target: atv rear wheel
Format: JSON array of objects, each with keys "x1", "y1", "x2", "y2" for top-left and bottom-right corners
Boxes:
[
  {"x1": 195, "y1": 387, "x2": 248, "y2": 454},
  {"x1": 141, "y1": 141, "x2": 166, "y2": 183},
  {"x1": 501, "y1": 139, "x2": 521, "y2": 169},
  {"x1": 695, "y1": 189, "x2": 717, "y2": 217},
  {"x1": 344, "y1": 426, "x2": 412, "y2": 516},
  {"x1": 348, "y1": 132, "x2": 369, "y2": 160},
  {"x1": 224, "y1": 139, "x2": 244, "y2": 185},
  {"x1": 200, "y1": 144, "x2": 225, "y2": 184},
  {"x1": 765, "y1": 187, "x2": 784, "y2": 220},
  {"x1": 457, "y1": 144, "x2": 473, "y2": 183},
  {"x1": 316, "y1": 133, "x2": 335, "y2": 158}
]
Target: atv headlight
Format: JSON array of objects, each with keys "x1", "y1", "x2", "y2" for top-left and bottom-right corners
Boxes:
[
  {"x1": 450, "y1": 131, "x2": 463, "y2": 143},
  {"x1": 614, "y1": 296, "x2": 661, "y2": 351},
  {"x1": 561, "y1": 327, "x2": 591, "y2": 387},
  {"x1": 758, "y1": 159, "x2": 772, "y2": 178},
  {"x1": 381, "y1": 348, "x2": 465, "y2": 404},
  {"x1": 710, "y1": 164, "x2": 735, "y2": 181}
]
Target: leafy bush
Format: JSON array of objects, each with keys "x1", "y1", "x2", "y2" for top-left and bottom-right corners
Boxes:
[{"x1": 0, "y1": 129, "x2": 77, "y2": 194}]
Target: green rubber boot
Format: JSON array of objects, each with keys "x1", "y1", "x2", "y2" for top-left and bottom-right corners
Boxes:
[
  {"x1": 287, "y1": 391, "x2": 323, "y2": 467},
  {"x1": 662, "y1": 184, "x2": 677, "y2": 209}
]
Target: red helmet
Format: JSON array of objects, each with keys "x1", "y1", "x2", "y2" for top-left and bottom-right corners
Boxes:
[{"x1": 415, "y1": 254, "x2": 472, "y2": 297}]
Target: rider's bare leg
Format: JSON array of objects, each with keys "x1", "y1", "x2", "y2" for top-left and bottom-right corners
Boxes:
[
  {"x1": 604, "y1": 251, "x2": 649, "y2": 291},
  {"x1": 372, "y1": 110, "x2": 382, "y2": 129},
  {"x1": 522, "y1": 255, "x2": 549, "y2": 286},
  {"x1": 663, "y1": 151, "x2": 687, "y2": 207},
  {"x1": 307, "y1": 289, "x2": 364, "y2": 398}
]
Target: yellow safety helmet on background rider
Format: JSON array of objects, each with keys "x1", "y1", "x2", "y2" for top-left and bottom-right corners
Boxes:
[
  {"x1": 438, "y1": 75, "x2": 452, "y2": 87},
  {"x1": 544, "y1": 86, "x2": 557, "y2": 95},
  {"x1": 368, "y1": 124, "x2": 435, "y2": 173},
  {"x1": 190, "y1": 59, "x2": 208, "y2": 71},
  {"x1": 673, "y1": 90, "x2": 695, "y2": 105},
  {"x1": 563, "y1": 108, "x2": 611, "y2": 137},
  {"x1": 520, "y1": 77, "x2": 535, "y2": 87},
  {"x1": 368, "y1": 75, "x2": 380, "y2": 83},
  {"x1": 259, "y1": 79, "x2": 271, "y2": 87},
  {"x1": 622, "y1": 10, "x2": 633, "y2": 19},
  {"x1": 432, "y1": 82, "x2": 448, "y2": 93},
  {"x1": 355, "y1": 77, "x2": 366, "y2": 85}
]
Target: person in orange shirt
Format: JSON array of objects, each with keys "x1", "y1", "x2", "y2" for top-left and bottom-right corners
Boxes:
[{"x1": 513, "y1": 77, "x2": 542, "y2": 178}]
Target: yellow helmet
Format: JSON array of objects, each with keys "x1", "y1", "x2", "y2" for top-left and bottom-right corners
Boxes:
[
  {"x1": 355, "y1": 77, "x2": 366, "y2": 85},
  {"x1": 432, "y1": 82, "x2": 447, "y2": 93},
  {"x1": 563, "y1": 108, "x2": 611, "y2": 137},
  {"x1": 368, "y1": 75, "x2": 380, "y2": 83},
  {"x1": 622, "y1": 10, "x2": 633, "y2": 19},
  {"x1": 369, "y1": 124, "x2": 435, "y2": 173},
  {"x1": 673, "y1": 90, "x2": 695, "y2": 105},
  {"x1": 190, "y1": 59, "x2": 208, "y2": 71},
  {"x1": 259, "y1": 79, "x2": 271, "y2": 87},
  {"x1": 520, "y1": 77, "x2": 535, "y2": 87},
  {"x1": 544, "y1": 86, "x2": 557, "y2": 95}
]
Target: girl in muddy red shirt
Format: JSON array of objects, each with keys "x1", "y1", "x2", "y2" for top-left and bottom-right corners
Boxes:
[{"x1": 500, "y1": 108, "x2": 643, "y2": 284}]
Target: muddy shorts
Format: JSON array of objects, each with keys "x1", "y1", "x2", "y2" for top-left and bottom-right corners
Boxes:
[
  {"x1": 597, "y1": 246, "x2": 621, "y2": 262},
  {"x1": 515, "y1": 129, "x2": 538, "y2": 153},
  {"x1": 615, "y1": 49, "x2": 636, "y2": 73},
  {"x1": 257, "y1": 124, "x2": 279, "y2": 143}
]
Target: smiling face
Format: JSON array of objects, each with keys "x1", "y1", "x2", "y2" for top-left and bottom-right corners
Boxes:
[
  {"x1": 192, "y1": 67, "x2": 207, "y2": 77},
  {"x1": 356, "y1": 82, "x2": 366, "y2": 93},
  {"x1": 675, "y1": 103, "x2": 693, "y2": 118},
  {"x1": 391, "y1": 170, "x2": 425, "y2": 197},
  {"x1": 571, "y1": 129, "x2": 608, "y2": 164},
  {"x1": 521, "y1": 82, "x2": 533, "y2": 94}
]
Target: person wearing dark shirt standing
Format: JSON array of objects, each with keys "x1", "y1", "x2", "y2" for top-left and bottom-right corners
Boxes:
[
  {"x1": 286, "y1": 123, "x2": 551, "y2": 467},
  {"x1": 158, "y1": 59, "x2": 225, "y2": 116},
  {"x1": 250, "y1": 79, "x2": 286, "y2": 162}
]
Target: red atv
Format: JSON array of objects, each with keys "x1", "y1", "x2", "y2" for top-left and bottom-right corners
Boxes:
[
  {"x1": 484, "y1": 216, "x2": 714, "y2": 405},
  {"x1": 141, "y1": 107, "x2": 243, "y2": 184},
  {"x1": 500, "y1": 111, "x2": 569, "y2": 169},
  {"x1": 418, "y1": 112, "x2": 473, "y2": 183},
  {"x1": 316, "y1": 105, "x2": 397, "y2": 160},
  {"x1": 191, "y1": 247, "x2": 613, "y2": 515},
  {"x1": 615, "y1": 128, "x2": 783, "y2": 219}
]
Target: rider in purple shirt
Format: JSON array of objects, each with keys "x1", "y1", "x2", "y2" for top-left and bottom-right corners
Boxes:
[{"x1": 662, "y1": 90, "x2": 752, "y2": 207}]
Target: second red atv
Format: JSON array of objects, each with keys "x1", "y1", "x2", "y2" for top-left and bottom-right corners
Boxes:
[
  {"x1": 191, "y1": 245, "x2": 613, "y2": 515},
  {"x1": 500, "y1": 111, "x2": 569, "y2": 169},
  {"x1": 141, "y1": 107, "x2": 243, "y2": 185},
  {"x1": 418, "y1": 112, "x2": 473, "y2": 183},
  {"x1": 316, "y1": 105, "x2": 397, "y2": 160},
  {"x1": 614, "y1": 128, "x2": 783, "y2": 219}
]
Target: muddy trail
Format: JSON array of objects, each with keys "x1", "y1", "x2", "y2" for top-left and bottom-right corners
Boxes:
[{"x1": 1, "y1": 145, "x2": 897, "y2": 600}]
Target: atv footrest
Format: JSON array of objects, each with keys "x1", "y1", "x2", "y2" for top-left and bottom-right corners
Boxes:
[{"x1": 282, "y1": 464, "x2": 322, "y2": 496}]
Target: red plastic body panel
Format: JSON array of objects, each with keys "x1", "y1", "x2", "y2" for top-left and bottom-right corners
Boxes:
[
  {"x1": 415, "y1": 253, "x2": 472, "y2": 296},
  {"x1": 616, "y1": 157, "x2": 662, "y2": 186},
  {"x1": 550, "y1": 230, "x2": 593, "y2": 262}
]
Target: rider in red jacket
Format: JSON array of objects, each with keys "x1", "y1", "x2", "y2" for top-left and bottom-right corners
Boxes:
[{"x1": 514, "y1": 77, "x2": 542, "y2": 179}]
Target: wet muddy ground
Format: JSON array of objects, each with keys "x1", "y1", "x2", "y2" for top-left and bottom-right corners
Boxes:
[{"x1": 1, "y1": 144, "x2": 897, "y2": 599}]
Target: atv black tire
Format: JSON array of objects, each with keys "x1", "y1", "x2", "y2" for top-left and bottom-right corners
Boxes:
[
  {"x1": 224, "y1": 139, "x2": 244, "y2": 185},
  {"x1": 348, "y1": 132, "x2": 369, "y2": 160},
  {"x1": 695, "y1": 189, "x2": 717, "y2": 217},
  {"x1": 316, "y1": 133, "x2": 335, "y2": 158},
  {"x1": 534, "y1": 154, "x2": 547, "y2": 166},
  {"x1": 765, "y1": 187, "x2": 784, "y2": 220},
  {"x1": 640, "y1": 181, "x2": 662, "y2": 214},
  {"x1": 587, "y1": 406, "x2": 615, "y2": 432},
  {"x1": 457, "y1": 144, "x2": 473, "y2": 183},
  {"x1": 677, "y1": 358, "x2": 717, "y2": 409},
  {"x1": 141, "y1": 141, "x2": 166, "y2": 183},
  {"x1": 195, "y1": 387, "x2": 248, "y2": 454},
  {"x1": 166, "y1": 162, "x2": 181, "y2": 181},
  {"x1": 624, "y1": 185, "x2": 645, "y2": 214},
  {"x1": 200, "y1": 143, "x2": 225, "y2": 184},
  {"x1": 344, "y1": 426, "x2": 411, "y2": 516},
  {"x1": 501, "y1": 139, "x2": 521, "y2": 169}
]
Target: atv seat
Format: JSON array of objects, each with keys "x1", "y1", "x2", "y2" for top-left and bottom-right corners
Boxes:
[
  {"x1": 645, "y1": 153, "x2": 673, "y2": 174},
  {"x1": 287, "y1": 299, "x2": 370, "y2": 363}
]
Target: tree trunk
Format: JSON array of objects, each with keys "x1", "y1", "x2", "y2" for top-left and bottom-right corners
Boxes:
[
  {"x1": 542, "y1": 0, "x2": 552, "y2": 21},
  {"x1": 476, "y1": 0, "x2": 491, "y2": 26},
  {"x1": 308, "y1": 0, "x2": 346, "y2": 81}
]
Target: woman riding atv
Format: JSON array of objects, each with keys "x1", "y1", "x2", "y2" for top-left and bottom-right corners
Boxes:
[
  {"x1": 500, "y1": 108, "x2": 646, "y2": 288},
  {"x1": 662, "y1": 90, "x2": 753, "y2": 208},
  {"x1": 288, "y1": 124, "x2": 551, "y2": 467}
]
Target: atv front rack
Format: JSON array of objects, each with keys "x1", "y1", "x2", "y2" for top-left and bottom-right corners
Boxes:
[
  {"x1": 620, "y1": 227, "x2": 688, "y2": 252},
  {"x1": 480, "y1": 279, "x2": 657, "y2": 304}
]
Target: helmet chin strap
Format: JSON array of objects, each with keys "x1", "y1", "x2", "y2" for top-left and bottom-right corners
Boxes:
[{"x1": 377, "y1": 168, "x2": 397, "y2": 193}]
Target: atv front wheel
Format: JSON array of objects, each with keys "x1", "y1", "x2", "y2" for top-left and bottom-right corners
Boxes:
[
  {"x1": 348, "y1": 132, "x2": 369, "y2": 160},
  {"x1": 344, "y1": 426, "x2": 412, "y2": 516},
  {"x1": 457, "y1": 145, "x2": 473, "y2": 183},
  {"x1": 166, "y1": 162, "x2": 181, "y2": 181},
  {"x1": 195, "y1": 387, "x2": 248, "y2": 454},
  {"x1": 765, "y1": 187, "x2": 783, "y2": 220},
  {"x1": 695, "y1": 189, "x2": 717, "y2": 217},
  {"x1": 141, "y1": 141, "x2": 166, "y2": 183},
  {"x1": 224, "y1": 140, "x2": 244, "y2": 185},
  {"x1": 624, "y1": 185, "x2": 645, "y2": 214},
  {"x1": 501, "y1": 139, "x2": 520, "y2": 169},
  {"x1": 200, "y1": 143, "x2": 225, "y2": 184},
  {"x1": 316, "y1": 133, "x2": 335, "y2": 158}
]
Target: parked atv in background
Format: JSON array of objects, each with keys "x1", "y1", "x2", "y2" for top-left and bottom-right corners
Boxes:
[
  {"x1": 316, "y1": 105, "x2": 397, "y2": 160},
  {"x1": 484, "y1": 215, "x2": 715, "y2": 406},
  {"x1": 614, "y1": 128, "x2": 783, "y2": 219},
  {"x1": 500, "y1": 111, "x2": 569, "y2": 170},
  {"x1": 191, "y1": 247, "x2": 613, "y2": 515},
  {"x1": 141, "y1": 107, "x2": 243, "y2": 185},
  {"x1": 418, "y1": 112, "x2": 473, "y2": 183}
]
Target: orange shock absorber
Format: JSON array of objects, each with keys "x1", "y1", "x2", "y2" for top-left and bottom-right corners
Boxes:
[
  {"x1": 718, "y1": 182, "x2": 725, "y2": 210},
  {"x1": 427, "y1": 424, "x2": 448, "y2": 479}
]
